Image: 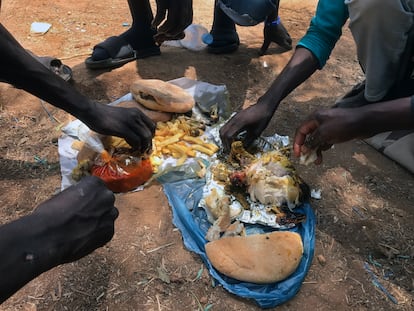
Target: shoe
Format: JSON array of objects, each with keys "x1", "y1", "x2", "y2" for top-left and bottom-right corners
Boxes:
[
  {"x1": 207, "y1": 30, "x2": 240, "y2": 54},
  {"x1": 260, "y1": 20, "x2": 292, "y2": 55},
  {"x1": 85, "y1": 36, "x2": 160, "y2": 70}
]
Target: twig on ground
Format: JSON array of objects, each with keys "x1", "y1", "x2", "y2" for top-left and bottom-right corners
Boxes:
[
  {"x1": 39, "y1": 100, "x2": 60, "y2": 123},
  {"x1": 146, "y1": 242, "x2": 175, "y2": 254}
]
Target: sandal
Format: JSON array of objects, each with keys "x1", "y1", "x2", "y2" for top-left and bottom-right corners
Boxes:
[
  {"x1": 28, "y1": 51, "x2": 73, "y2": 82},
  {"x1": 85, "y1": 36, "x2": 160, "y2": 70}
]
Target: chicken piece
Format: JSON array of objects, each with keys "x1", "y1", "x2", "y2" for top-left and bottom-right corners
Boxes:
[
  {"x1": 222, "y1": 220, "x2": 245, "y2": 238},
  {"x1": 204, "y1": 188, "x2": 231, "y2": 225},
  {"x1": 244, "y1": 150, "x2": 302, "y2": 209}
]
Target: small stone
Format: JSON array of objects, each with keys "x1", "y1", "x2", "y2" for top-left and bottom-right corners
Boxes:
[{"x1": 317, "y1": 254, "x2": 326, "y2": 266}]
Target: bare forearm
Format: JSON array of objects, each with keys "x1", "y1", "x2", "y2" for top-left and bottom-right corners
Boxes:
[
  {"x1": 358, "y1": 97, "x2": 414, "y2": 137},
  {"x1": 259, "y1": 47, "x2": 319, "y2": 110},
  {"x1": 0, "y1": 23, "x2": 94, "y2": 121},
  {"x1": 0, "y1": 214, "x2": 59, "y2": 303}
]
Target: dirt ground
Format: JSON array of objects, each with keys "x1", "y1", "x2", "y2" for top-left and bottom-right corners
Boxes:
[{"x1": 1, "y1": 0, "x2": 413, "y2": 310}]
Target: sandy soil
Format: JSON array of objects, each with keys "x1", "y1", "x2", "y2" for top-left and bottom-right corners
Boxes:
[{"x1": 0, "y1": 0, "x2": 413, "y2": 310}]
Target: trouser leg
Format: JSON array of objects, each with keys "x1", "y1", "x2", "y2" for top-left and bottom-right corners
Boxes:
[
  {"x1": 207, "y1": 0, "x2": 239, "y2": 54},
  {"x1": 91, "y1": 0, "x2": 158, "y2": 61},
  {"x1": 211, "y1": 0, "x2": 237, "y2": 33},
  {"x1": 261, "y1": 0, "x2": 292, "y2": 53},
  {"x1": 217, "y1": 0, "x2": 278, "y2": 26},
  {"x1": 121, "y1": 0, "x2": 156, "y2": 47},
  {"x1": 347, "y1": 0, "x2": 414, "y2": 102},
  {"x1": 209, "y1": 0, "x2": 290, "y2": 54}
]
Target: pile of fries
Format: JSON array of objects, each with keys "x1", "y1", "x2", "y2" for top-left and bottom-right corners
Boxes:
[{"x1": 152, "y1": 116, "x2": 219, "y2": 169}]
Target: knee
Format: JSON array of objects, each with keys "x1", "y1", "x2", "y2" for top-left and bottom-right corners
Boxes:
[{"x1": 219, "y1": 0, "x2": 278, "y2": 25}]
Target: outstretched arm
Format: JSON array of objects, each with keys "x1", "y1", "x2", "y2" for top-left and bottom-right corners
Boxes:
[
  {"x1": 293, "y1": 97, "x2": 414, "y2": 163},
  {"x1": 220, "y1": 47, "x2": 320, "y2": 152},
  {"x1": 0, "y1": 23, "x2": 155, "y2": 153},
  {"x1": 0, "y1": 176, "x2": 118, "y2": 303}
]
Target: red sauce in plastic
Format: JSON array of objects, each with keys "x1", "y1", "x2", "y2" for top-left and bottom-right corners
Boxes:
[{"x1": 91, "y1": 155, "x2": 153, "y2": 193}]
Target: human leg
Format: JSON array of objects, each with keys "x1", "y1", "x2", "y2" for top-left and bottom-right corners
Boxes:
[
  {"x1": 85, "y1": 0, "x2": 160, "y2": 69},
  {"x1": 208, "y1": 0, "x2": 291, "y2": 54},
  {"x1": 261, "y1": 7, "x2": 292, "y2": 55},
  {"x1": 207, "y1": 0, "x2": 240, "y2": 54}
]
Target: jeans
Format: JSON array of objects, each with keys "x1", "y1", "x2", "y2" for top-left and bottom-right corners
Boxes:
[{"x1": 218, "y1": 0, "x2": 278, "y2": 26}]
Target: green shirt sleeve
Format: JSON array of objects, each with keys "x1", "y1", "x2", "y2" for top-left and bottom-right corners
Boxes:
[{"x1": 297, "y1": 0, "x2": 349, "y2": 68}]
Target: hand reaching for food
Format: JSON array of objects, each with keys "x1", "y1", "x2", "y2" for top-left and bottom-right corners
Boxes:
[{"x1": 294, "y1": 107, "x2": 366, "y2": 164}]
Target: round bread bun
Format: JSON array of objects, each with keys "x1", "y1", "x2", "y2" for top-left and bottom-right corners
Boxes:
[
  {"x1": 130, "y1": 79, "x2": 195, "y2": 113},
  {"x1": 205, "y1": 231, "x2": 303, "y2": 284},
  {"x1": 117, "y1": 100, "x2": 173, "y2": 123}
]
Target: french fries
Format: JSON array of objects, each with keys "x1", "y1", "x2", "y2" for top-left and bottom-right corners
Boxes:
[{"x1": 151, "y1": 116, "x2": 219, "y2": 168}]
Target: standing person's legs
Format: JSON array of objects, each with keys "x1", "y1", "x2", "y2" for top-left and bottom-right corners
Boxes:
[
  {"x1": 85, "y1": 0, "x2": 160, "y2": 69},
  {"x1": 208, "y1": 0, "x2": 291, "y2": 54},
  {"x1": 207, "y1": 0, "x2": 240, "y2": 54},
  {"x1": 347, "y1": 0, "x2": 414, "y2": 102},
  {"x1": 261, "y1": 1, "x2": 292, "y2": 55}
]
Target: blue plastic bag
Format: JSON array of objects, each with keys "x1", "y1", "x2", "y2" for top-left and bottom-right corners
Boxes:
[{"x1": 160, "y1": 173, "x2": 316, "y2": 309}]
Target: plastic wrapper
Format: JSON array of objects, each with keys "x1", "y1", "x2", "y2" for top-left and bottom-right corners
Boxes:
[
  {"x1": 160, "y1": 166, "x2": 315, "y2": 308},
  {"x1": 58, "y1": 78, "x2": 230, "y2": 190},
  {"x1": 91, "y1": 155, "x2": 153, "y2": 193},
  {"x1": 58, "y1": 78, "x2": 315, "y2": 307}
]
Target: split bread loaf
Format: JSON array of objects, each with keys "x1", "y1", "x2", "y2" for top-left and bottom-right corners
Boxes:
[
  {"x1": 130, "y1": 79, "x2": 195, "y2": 113},
  {"x1": 205, "y1": 231, "x2": 303, "y2": 284},
  {"x1": 117, "y1": 100, "x2": 173, "y2": 123}
]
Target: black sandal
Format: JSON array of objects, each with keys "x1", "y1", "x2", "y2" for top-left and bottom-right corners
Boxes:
[
  {"x1": 85, "y1": 36, "x2": 160, "y2": 70},
  {"x1": 28, "y1": 51, "x2": 73, "y2": 82}
]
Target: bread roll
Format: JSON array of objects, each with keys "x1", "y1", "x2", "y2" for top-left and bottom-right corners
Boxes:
[
  {"x1": 130, "y1": 79, "x2": 195, "y2": 113},
  {"x1": 205, "y1": 231, "x2": 303, "y2": 284},
  {"x1": 117, "y1": 100, "x2": 173, "y2": 123}
]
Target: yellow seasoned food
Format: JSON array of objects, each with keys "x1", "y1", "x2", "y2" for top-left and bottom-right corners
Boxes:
[{"x1": 151, "y1": 116, "x2": 219, "y2": 170}]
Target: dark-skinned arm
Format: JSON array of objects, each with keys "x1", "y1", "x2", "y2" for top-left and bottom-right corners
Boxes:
[
  {"x1": 0, "y1": 176, "x2": 118, "y2": 303},
  {"x1": 0, "y1": 23, "x2": 155, "y2": 153},
  {"x1": 220, "y1": 47, "x2": 320, "y2": 152},
  {"x1": 293, "y1": 97, "x2": 414, "y2": 163}
]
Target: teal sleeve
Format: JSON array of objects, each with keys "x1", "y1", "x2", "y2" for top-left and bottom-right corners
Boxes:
[{"x1": 297, "y1": 0, "x2": 349, "y2": 68}]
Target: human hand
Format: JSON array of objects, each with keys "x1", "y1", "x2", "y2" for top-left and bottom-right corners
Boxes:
[
  {"x1": 33, "y1": 176, "x2": 118, "y2": 264},
  {"x1": 152, "y1": 0, "x2": 193, "y2": 44},
  {"x1": 83, "y1": 103, "x2": 156, "y2": 154},
  {"x1": 220, "y1": 102, "x2": 274, "y2": 153},
  {"x1": 293, "y1": 108, "x2": 364, "y2": 164}
]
